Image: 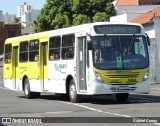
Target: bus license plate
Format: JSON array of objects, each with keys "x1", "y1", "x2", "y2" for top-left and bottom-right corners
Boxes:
[{"x1": 118, "y1": 86, "x2": 130, "y2": 90}]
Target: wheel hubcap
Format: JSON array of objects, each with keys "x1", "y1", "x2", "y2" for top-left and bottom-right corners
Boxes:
[
  {"x1": 24, "y1": 83, "x2": 29, "y2": 96},
  {"x1": 70, "y1": 84, "x2": 76, "y2": 99}
]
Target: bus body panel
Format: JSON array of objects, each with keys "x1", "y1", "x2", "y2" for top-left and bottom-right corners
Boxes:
[
  {"x1": 47, "y1": 59, "x2": 76, "y2": 93},
  {"x1": 4, "y1": 32, "x2": 49, "y2": 92}
]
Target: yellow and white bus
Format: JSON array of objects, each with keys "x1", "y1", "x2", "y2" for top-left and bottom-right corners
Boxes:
[{"x1": 3, "y1": 22, "x2": 150, "y2": 103}]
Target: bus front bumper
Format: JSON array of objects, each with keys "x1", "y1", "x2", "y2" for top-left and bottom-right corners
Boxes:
[{"x1": 88, "y1": 79, "x2": 151, "y2": 95}]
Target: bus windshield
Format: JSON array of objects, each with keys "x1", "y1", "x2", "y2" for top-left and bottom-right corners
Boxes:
[{"x1": 92, "y1": 35, "x2": 149, "y2": 70}]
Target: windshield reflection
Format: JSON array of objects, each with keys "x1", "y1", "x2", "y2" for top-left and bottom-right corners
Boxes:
[{"x1": 92, "y1": 35, "x2": 149, "y2": 70}]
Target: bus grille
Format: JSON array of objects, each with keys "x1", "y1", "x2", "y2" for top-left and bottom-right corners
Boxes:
[
  {"x1": 107, "y1": 73, "x2": 139, "y2": 78},
  {"x1": 105, "y1": 72, "x2": 140, "y2": 84}
]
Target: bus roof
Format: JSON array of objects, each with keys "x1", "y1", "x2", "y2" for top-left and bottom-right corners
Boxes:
[
  {"x1": 5, "y1": 31, "x2": 49, "y2": 44},
  {"x1": 5, "y1": 22, "x2": 144, "y2": 44},
  {"x1": 49, "y1": 22, "x2": 144, "y2": 36}
]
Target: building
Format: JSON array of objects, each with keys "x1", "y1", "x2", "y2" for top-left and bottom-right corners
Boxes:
[
  {"x1": 115, "y1": 0, "x2": 160, "y2": 6},
  {"x1": 0, "y1": 11, "x2": 3, "y2": 22},
  {"x1": 17, "y1": 2, "x2": 32, "y2": 20},
  {"x1": 3, "y1": 12, "x2": 16, "y2": 24},
  {"x1": 22, "y1": 9, "x2": 40, "y2": 26},
  {"x1": 17, "y1": 2, "x2": 40, "y2": 26},
  {"x1": 114, "y1": 0, "x2": 160, "y2": 15},
  {"x1": 153, "y1": 16, "x2": 160, "y2": 84},
  {"x1": 129, "y1": 6, "x2": 160, "y2": 38},
  {"x1": 0, "y1": 11, "x2": 16, "y2": 24},
  {"x1": 0, "y1": 22, "x2": 21, "y2": 54}
]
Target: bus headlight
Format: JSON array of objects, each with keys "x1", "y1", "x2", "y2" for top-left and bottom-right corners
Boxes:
[
  {"x1": 95, "y1": 72, "x2": 104, "y2": 83},
  {"x1": 143, "y1": 71, "x2": 149, "y2": 81}
]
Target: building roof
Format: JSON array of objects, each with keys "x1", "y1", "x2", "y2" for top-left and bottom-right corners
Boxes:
[
  {"x1": 139, "y1": 0, "x2": 160, "y2": 5},
  {"x1": 115, "y1": 0, "x2": 160, "y2": 6},
  {"x1": 115, "y1": 0, "x2": 138, "y2": 6},
  {"x1": 129, "y1": 6, "x2": 160, "y2": 24}
]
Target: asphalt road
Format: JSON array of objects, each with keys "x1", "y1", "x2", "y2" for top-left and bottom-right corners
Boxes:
[{"x1": 0, "y1": 66, "x2": 160, "y2": 126}]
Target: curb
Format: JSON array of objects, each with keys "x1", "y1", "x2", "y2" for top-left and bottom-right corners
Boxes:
[{"x1": 151, "y1": 88, "x2": 160, "y2": 91}]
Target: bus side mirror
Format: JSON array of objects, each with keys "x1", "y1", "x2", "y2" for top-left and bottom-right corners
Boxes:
[{"x1": 146, "y1": 33, "x2": 151, "y2": 46}]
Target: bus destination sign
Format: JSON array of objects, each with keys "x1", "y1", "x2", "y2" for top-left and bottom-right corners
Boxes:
[{"x1": 94, "y1": 25, "x2": 141, "y2": 34}]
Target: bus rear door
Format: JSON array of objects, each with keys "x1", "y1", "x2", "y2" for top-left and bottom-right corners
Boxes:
[
  {"x1": 40, "y1": 41, "x2": 48, "y2": 91},
  {"x1": 12, "y1": 46, "x2": 18, "y2": 89}
]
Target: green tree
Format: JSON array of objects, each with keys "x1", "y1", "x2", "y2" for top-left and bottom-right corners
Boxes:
[
  {"x1": 73, "y1": 14, "x2": 91, "y2": 25},
  {"x1": 93, "y1": 12, "x2": 109, "y2": 22},
  {"x1": 51, "y1": 13, "x2": 70, "y2": 29},
  {"x1": 14, "y1": 17, "x2": 21, "y2": 23},
  {"x1": 34, "y1": 0, "x2": 115, "y2": 32}
]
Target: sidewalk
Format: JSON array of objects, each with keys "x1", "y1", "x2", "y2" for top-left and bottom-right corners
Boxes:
[{"x1": 151, "y1": 84, "x2": 160, "y2": 91}]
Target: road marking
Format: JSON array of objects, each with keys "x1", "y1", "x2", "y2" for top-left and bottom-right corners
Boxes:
[
  {"x1": 59, "y1": 101, "x2": 160, "y2": 125},
  {"x1": 59, "y1": 101, "x2": 131, "y2": 117},
  {"x1": 44, "y1": 111, "x2": 72, "y2": 115}
]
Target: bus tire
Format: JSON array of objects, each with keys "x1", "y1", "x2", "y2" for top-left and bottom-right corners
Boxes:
[
  {"x1": 24, "y1": 78, "x2": 40, "y2": 99},
  {"x1": 115, "y1": 93, "x2": 129, "y2": 102},
  {"x1": 69, "y1": 79, "x2": 81, "y2": 103}
]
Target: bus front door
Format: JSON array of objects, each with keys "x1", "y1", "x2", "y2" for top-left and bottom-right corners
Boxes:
[
  {"x1": 77, "y1": 37, "x2": 87, "y2": 92},
  {"x1": 13, "y1": 46, "x2": 18, "y2": 89}
]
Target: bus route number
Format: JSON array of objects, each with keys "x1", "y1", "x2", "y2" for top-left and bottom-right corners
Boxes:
[{"x1": 128, "y1": 78, "x2": 137, "y2": 83}]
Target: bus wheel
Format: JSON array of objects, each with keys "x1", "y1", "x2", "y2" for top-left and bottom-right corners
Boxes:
[
  {"x1": 115, "y1": 93, "x2": 129, "y2": 102},
  {"x1": 69, "y1": 79, "x2": 81, "y2": 103},
  {"x1": 24, "y1": 78, "x2": 40, "y2": 99}
]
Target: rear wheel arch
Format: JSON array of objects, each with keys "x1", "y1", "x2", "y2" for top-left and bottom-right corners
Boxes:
[
  {"x1": 23, "y1": 76, "x2": 40, "y2": 99},
  {"x1": 69, "y1": 79, "x2": 81, "y2": 103},
  {"x1": 22, "y1": 75, "x2": 28, "y2": 91}
]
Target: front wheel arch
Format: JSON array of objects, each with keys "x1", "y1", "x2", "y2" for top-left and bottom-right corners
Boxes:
[
  {"x1": 69, "y1": 79, "x2": 81, "y2": 103},
  {"x1": 65, "y1": 75, "x2": 73, "y2": 95}
]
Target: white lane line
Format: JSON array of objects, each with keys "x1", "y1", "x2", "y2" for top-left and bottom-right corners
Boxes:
[
  {"x1": 58, "y1": 101, "x2": 160, "y2": 125},
  {"x1": 44, "y1": 111, "x2": 72, "y2": 115},
  {"x1": 59, "y1": 101, "x2": 131, "y2": 117}
]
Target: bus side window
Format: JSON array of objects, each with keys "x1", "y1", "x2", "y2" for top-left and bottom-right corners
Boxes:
[
  {"x1": 4, "y1": 44, "x2": 12, "y2": 64},
  {"x1": 29, "y1": 40, "x2": 39, "y2": 62},
  {"x1": 19, "y1": 41, "x2": 28, "y2": 62},
  {"x1": 49, "y1": 36, "x2": 61, "y2": 61},
  {"x1": 62, "y1": 34, "x2": 75, "y2": 59}
]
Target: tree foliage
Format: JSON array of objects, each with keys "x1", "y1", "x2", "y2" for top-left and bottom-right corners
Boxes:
[
  {"x1": 34, "y1": 0, "x2": 115, "y2": 32},
  {"x1": 14, "y1": 17, "x2": 21, "y2": 23}
]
